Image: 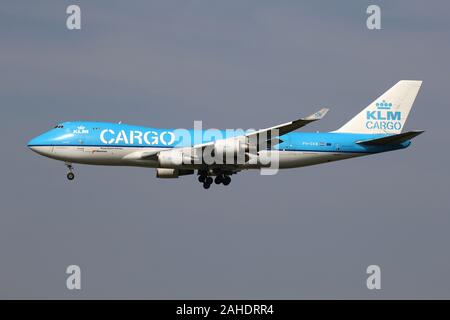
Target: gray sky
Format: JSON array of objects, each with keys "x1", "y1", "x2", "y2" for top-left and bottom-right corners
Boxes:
[{"x1": 1, "y1": 0, "x2": 449, "y2": 299}]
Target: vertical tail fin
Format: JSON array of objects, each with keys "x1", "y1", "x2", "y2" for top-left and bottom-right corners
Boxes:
[{"x1": 334, "y1": 80, "x2": 422, "y2": 134}]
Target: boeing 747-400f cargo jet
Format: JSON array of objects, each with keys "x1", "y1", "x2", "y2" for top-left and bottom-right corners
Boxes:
[{"x1": 28, "y1": 80, "x2": 424, "y2": 189}]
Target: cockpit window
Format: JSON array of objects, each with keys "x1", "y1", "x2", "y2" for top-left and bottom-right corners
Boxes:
[{"x1": 54, "y1": 125, "x2": 64, "y2": 128}]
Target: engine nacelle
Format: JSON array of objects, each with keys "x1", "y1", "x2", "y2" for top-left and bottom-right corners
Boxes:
[
  {"x1": 156, "y1": 168, "x2": 194, "y2": 178},
  {"x1": 213, "y1": 137, "x2": 249, "y2": 161},
  {"x1": 158, "y1": 150, "x2": 192, "y2": 168},
  {"x1": 156, "y1": 168, "x2": 179, "y2": 178}
]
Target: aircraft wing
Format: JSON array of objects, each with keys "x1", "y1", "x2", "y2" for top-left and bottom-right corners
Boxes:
[
  {"x1": 244, "y1": 108, "x2": 329, "y2": 147},
  {"x1": 245, "y1": 108, "x2": 329, "y2": 140},
  {"x1": 130, "y1": 108, "x2": 329, "y2": 160},
  {"x1": 187, "y1": 107, "x2": 329, "y2": 153}
]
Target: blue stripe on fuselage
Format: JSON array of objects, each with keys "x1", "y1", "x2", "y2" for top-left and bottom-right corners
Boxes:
[{"x1": 27, "y1": 121, "x2": 410, "y2": 154}]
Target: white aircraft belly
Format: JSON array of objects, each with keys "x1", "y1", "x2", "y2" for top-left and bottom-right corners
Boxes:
[
  {"x1": 255, "y1": 150, "x2": 366, "y2": 169},
  {"x1": 32, "y1": 146, "x2": 366, "y2": 170},
  {"x1": 39, "y1": 146, "x2": 161, "y2": 167}
]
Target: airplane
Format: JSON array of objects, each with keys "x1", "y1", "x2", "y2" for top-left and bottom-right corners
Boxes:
[{"x1": 28, "y1": 80, "x2": 424, "y2": 189}]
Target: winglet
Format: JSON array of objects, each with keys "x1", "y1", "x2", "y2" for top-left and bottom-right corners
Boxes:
[{"x1": 303, "y1": 108, "x2": 329, "y2": 121}]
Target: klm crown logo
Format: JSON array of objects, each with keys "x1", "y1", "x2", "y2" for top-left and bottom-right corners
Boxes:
[
  {"x1": 73, "y1": 126, "x2": 89, "y2": 134},
  {"x1": 365, "y1": 100, "x2": 402, "y2": 130},
  {"x1": 375, "y1": 100, "x2": 393, "y2": 110}
]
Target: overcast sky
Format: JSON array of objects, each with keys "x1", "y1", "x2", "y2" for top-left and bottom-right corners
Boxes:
[{"x1": 1, "y1": 0, "x2": 450, "y2": 299}]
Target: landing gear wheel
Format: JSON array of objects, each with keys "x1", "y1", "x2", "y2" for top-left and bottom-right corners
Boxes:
[
  {"x1": 65, "y1": 163, "x2": 75, "y2": 181},
  {"x1": 214, "y1": 175, "x2": 223, "y2": 184},
  {"x1": 203, "y1": 182, "x2": 211, "y2": 189},
  {"x1": 222, "y1": 175, "x2": 231, "y2": 186},
  {"x1": 198, "y1": 175, "x2": 206, "y2": 183},
  {"x1": 205, "y1": 177, "x2": 213, "y2": 185}
]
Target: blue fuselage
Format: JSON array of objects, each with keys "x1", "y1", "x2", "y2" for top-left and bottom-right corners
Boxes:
[{"x1": 28, "y1": 121, "x2": 409, "y2": 155}]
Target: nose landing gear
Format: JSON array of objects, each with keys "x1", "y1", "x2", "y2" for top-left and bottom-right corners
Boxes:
[{"x1": 65, "y1": 163, "x2": 75, "y2": 181}]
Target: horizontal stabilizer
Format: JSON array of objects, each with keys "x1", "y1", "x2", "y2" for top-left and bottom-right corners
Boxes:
[{"x1": 356, "y1": 130, "x2": 424, "y2": 145}]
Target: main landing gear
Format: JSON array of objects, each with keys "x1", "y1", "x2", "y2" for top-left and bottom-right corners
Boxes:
[
  {"x1": 65, "y1": 163, "x2": 75, "y2": 181},
  {"x1": 214, "y1": 174, "x2": 231, "y2": 186},
  {"x1": 198, "y1": 175, "x2": 213, "y2": 189},
  {"x1": 198, "y1": 171, "x2": 231, "y2": 189}
]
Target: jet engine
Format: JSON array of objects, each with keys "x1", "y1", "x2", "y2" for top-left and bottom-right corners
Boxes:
[
  {"x1": 158, "y1": 150, "x2": 193, "y2": 168},
  {"x1": 156, "y1": 168, "x2": 194, "y2": 178},
  {"x1": 213, "y1": 137, "x2": 249, "y2": 161}
]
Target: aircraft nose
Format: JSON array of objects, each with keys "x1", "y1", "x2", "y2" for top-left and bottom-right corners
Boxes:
[
  {"x1": 27, "y1": 136, "x2": 38, "y2": 151},
  {"x1": 27, "y1": 135, "x2": 53, "y2": 156}
]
